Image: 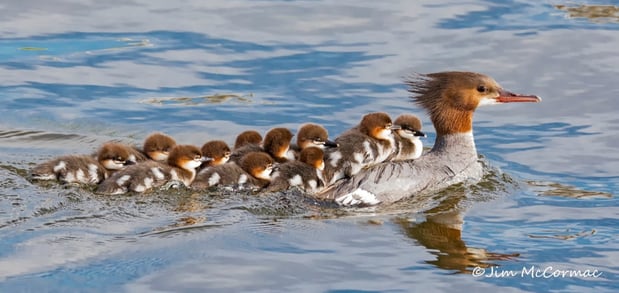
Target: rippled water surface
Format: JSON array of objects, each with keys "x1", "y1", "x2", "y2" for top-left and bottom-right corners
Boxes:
[{"x1": 1, "y1": 1, "x2": 618, "y2": 292}]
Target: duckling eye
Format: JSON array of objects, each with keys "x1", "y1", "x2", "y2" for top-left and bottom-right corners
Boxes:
[
  {"x1": 194, "y1": 155, "x2": 201, "y2": 160},
  {"x1": 477, "y1": 85, "x2": 488, "y2": 93},
  {"x1": 116, "y1": 156, "x2": 123, "y2": 161}
]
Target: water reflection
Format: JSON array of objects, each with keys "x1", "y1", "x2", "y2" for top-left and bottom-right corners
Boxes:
[{"x1": 396, "y1": 190, "x2": 520, "y2": 273}]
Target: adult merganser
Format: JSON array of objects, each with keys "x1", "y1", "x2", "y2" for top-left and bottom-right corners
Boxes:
[
  {"x1": 266, "y1": 147, "x2": 326, "y2": 193},
  {"x1": 289, "y1": 123, "x2": 338, "y2": 158},
  {"x1": 316, "y1": 71, "x2": 541, "y2": 206},
  {"x1": 30, "y1": 142, "x2": 137, "y2": 185},
  {"x1": 229, "y1": 127, "x2": 294, "y2": 164},
  {"x1": 233, "y1": 130, "x2": 263, "y2": 149},
  {"x1": 95, "y1": 144, "x2": 204, "y2": 195},
  {"x1": 390, "y1": 114, "x2": 426, "y2": 161},
  {"x1": 192, "y1": 152, "x2": 274, "y2": 190},
  {"x1": 322, "y1": 112, "x2": 398, "y2": 185},
  {"x1": 200, "y1": 140, "x2": 231, "y2": 168},
  {"x1": 141, "y1": 132, "x2": 177, "y2": 161}
]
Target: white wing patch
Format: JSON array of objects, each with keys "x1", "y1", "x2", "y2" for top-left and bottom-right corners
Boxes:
[
  {"x1": 143, "y1": 177, "x2": 154, "y2": 190},
  {"x1": 116, "y1": 175, "x2": 131, "y2": 186},
  {"x1": 88, "y1": 164, "x2": 99, "y2": 183},
  {"x1": 134, "y1": 184, "x2": 146, "y2": 193},
  {"x1": 412, "y1": 138, "x2": 423, "y2": 159},
  {"x1": 208, "y1": 173, "x2": 221, "y2": 186},
  {"x1": 238, "y1": 174, "x2": 248, "y2": 184},
  {"x1": 352, "y1": 152, "x2": 364, "y2": 164},
  {"x1": 53, "y1": 161, "x2": 67, "y2": 172},
  {"x1": 150, "y1": 167, "x2": 165, "y2": 180},
  {"x1": 329, "y1": 151, "x2": 342, "y2": 167},
  {"x1": 362, "y1": 141, "x2": 372, "y2": 157},
  {"x1": 75, "y1": 169, "x2": 86, "y2": 183},
  {"x1": 63, "y1": 172, "x2": 76, "y2": 183},
  {"x1": 335, "y1": 188, "x2": 381, "y2": 206},
  {"x1": 307, "y1": 179, "x2": 317, "y2": 192},
  {"x1": 169, "y1": 170, "x2": 179, "y2": 181},
  {"x1": 349, "y1": 161, "x2": 363, "y2": 176},
  {"x1": 288, "y1": 174, "x2": 303, "y2": 187}
]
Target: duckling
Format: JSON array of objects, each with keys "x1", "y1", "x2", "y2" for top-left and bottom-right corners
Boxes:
[
  {"x1": 141, "y1": 132, "x2": 177, "y2": 161},
  {"x1": 200, "y1": 140, "x2": 231, "y2": 169},
  {"x1": 322, "y1": 112, "x2": 398, "y2": 184},
  {"x1": 391, "y1": 114, "x2": 426, "y2": 161},
  {"x1": 30, "y1": 142, "x2": 137, "y2": 185},
  {"x1": 233, "y1": 130, "x2": 262, "y2": 149},
  {"x1": 192, "y1": 152, "x2": 274, "y2": 191},
  {"x1": 229, "y1": 127, "x2": 294, "y2": 164},
  {"x1": 266, "y1": 147, "x2": 325, "y2": 193},
  {"x1": 289, "y1": 123, "x2": 338, "y2": 158}
]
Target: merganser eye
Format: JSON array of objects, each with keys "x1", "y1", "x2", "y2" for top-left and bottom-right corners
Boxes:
[{"x1": 477, "y1": 85, "x2": 487, "y2": 93}]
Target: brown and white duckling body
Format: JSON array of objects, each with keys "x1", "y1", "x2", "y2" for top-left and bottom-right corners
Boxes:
[
  {"x1": 322, "y1": 112, "x2": 398, "y2": 184},
  {"x1": 192, "y1": 152, "x2": 274, "y2": 191},
  {"x1": 229, "y1": 127, "x2": 294, "y2": 164},
  {"x1": 30, "y1": 142, "x2": 137, "y2": 185},
  {"x1": 289, "y1": 123, "x2": 338, "y2": 158},
  {"x1": 95, "y1": 144, "x2": 204, "y2": 195},
  {"x1": 390, "y1": 114, "x2": 426, "y2": 161},
  {"x1": 266, "y1": 147, "x2": 326, "y2": 193}
]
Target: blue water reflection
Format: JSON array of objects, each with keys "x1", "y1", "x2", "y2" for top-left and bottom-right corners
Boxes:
[{"x1": 1, "y1": 31, "x2": 398, "y2": 133}]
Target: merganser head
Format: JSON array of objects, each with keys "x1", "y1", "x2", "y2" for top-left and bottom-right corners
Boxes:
[
  {"x1": 97, "y1": 143, "x2": 135, "y2": 170},
  {"x1": 200, "y1": 140, "x2": 231, "y2": 166},
  {"x1": 296, "y1": 123, "x2": 339, "y2": 149},
  {"x1": 359, "y1": 112, "x2": 396, "y2": 141},
  {"x1": 234, "y1": 130, "x2": 263, "y2": 149},
  {"x1": 407, "y1": 71, "x2": 541, "y2": 135},
  {"x1": 143, "y1": 132, "x2": 177, "y2": 161},
  {"x1": 168, "y1": 145, "x2": 203, "y2": 171},
  {"x1": 262, "y1": 127, "x2": 294, "y2": 161},
  {"x1": 299, "y1": 147, "x2": 325, "y2": 171},
  {"x1": 394, "y1": 114, "x2": 426, "y2": 140},
  {"x1": 240, "y1": 152, "x2": 275, "y2": 180}
]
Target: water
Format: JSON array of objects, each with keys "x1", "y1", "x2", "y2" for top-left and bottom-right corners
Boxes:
[{"x1": 1, "y1": 0, "x2": 618, "y2": 292}]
